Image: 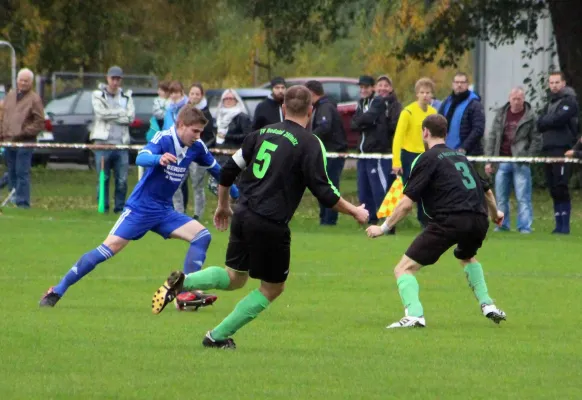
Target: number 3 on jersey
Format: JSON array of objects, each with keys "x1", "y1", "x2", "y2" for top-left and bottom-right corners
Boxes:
[
  {"x1": 253, "y1": 140, "x2": 279, "y2": 179},
  {"x1": 454, "y1": 161, "x2": 477, "y2": 189}
]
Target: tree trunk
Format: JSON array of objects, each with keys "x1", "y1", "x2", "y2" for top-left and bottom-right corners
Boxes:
[{"x1": 548, "y1": 0, "x2": 582, "y2": 117}]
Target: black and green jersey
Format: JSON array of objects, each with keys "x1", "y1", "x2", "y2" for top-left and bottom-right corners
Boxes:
[
  {"x1": 403, "y1": 143, "x2": 490, "y2": 220},
  {"x1": 220, "y1": 120, "x2": 341, "y2": 224}
]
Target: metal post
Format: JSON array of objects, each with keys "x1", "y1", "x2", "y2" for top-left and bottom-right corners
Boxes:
[{"x1": 0, "y1": 40, "x2": 16, "y2": 90}]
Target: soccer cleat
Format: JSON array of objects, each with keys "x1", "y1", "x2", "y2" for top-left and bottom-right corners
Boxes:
[
  {"x1": 386, "y1": 316, "x2": 426, "y2": 329},
  {"x1": 174, "y1": 290, "x2": 218, "y2": 311},
  {"x1": 39, "y1": 287, "x2": 61, "y2": 307},
  {"x1": 202, "y1": 331, "x2": 236, "y2": 349},
  {"x1": 152, "y1": 271, "x2": 185, "y2": 315},
  {"x1": 482, "y1": 304, "x2": 506, "y2": 324}
]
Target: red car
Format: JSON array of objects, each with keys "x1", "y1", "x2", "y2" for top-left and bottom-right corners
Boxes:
[{"x1": 261, "y1": 77, "x2": 360, "y2": 149}]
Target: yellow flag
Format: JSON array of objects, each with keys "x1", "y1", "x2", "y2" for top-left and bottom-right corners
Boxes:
[{"x1": 377, "y1": 176, "x2": 404, "y2": 219}]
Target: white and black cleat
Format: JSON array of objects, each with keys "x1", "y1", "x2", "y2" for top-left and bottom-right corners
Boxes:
[
  {"x1": 386, "y1": 316, "x2": 426, "y2": 329},
  {"x1": 482, "y1": 304, "x2": 506, "y2": 324}
]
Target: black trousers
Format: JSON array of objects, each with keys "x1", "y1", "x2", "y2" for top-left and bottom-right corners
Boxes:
[{"x1": 544, "y1": 148, "x2": 571, "y2": 203}]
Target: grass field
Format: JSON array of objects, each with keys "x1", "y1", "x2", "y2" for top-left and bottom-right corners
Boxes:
[{"x1": 1, "y1": 166, "x2": 581, "y2": 399}]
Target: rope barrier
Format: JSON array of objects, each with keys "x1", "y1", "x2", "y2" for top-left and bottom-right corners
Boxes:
[{"x1": 0, "y1": 141, "x2": 580, "y2": 164}]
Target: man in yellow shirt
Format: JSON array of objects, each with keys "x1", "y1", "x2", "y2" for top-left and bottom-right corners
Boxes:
[{"x1": 392, "y1": 77, "x2": 437, "y2": 226}]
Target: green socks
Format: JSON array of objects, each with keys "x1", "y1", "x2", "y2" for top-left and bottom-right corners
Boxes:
[
  {"x1": 464, "y1": 262, "x2": 493, "y2": 305},
  {"x1": 183, "y1": 266, "x2": 231, "y2": 291},
  {"x1": 211, "y1": 289, "x2": 270, "y2": 340},
  {"x1": 396, "y1": 274, "x2": 423, "y2": 317}
]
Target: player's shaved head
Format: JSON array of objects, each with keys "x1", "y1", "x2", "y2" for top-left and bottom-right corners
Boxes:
[
  {"x1": 284, "y1": 85, "x2": 312, "y2": 117},
  {"x1": 422, "y1": 114, "x2": 448, "y2": 139},
  {"x1": 177, "y1": 104, "x2": 208, "y2": 127}
]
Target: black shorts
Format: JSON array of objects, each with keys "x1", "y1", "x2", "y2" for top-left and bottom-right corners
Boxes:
[
  {"x1": 225, "y1": 207, "x2": 291, "y2": 283},
  {"x1": 405, "y1": 213, "x2": 489, "y2": 266}
]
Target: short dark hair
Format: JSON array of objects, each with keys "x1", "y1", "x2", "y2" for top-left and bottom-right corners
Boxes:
[
  {"x1": 189, "y1": 82, "x2": 205, "y2": 95},
  {"x1": 454, "y1": 72, "x2": 469, "y2": 82},
  {"x1": 168, "y1": 80, "x2": 184, "y2": 94},
  {"x1": 177, "y1": 105, "x2": 208, "y2": 126},
  {"x1": 304, "y1": 80, "x2": 324, "y2": 96},
  {"x1": 422, "y1": 114, "x2": 448, "y2": 138},
  {"x1": 549, "y1": 71, "x2": 566, "y2": 81},
  {"x1": 158, "y1": 80, "x2": 170, "y2": 92},
  {"x1": 284, "y1": 85, "x2": 312, "y2": 117}
]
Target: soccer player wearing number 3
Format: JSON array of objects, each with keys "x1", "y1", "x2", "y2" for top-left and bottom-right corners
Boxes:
[
  {"x1": 151, "y1": 86, "x2": 369, "y2": 349},
  {"x1": 40, "y1": 106, "x2": 239, "y2": 309},
  {"x1": 366, "y1": 114, "x2": 506, "y2": 328}
]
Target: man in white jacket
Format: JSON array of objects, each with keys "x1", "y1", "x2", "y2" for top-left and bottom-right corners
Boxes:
[{"x1": 90, "y1": 66, "x2": 135, "y2": 213}]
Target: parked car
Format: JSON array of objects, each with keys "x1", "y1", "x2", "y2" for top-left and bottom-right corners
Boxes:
[
  {"x1": 206, "y1": 88, "x2": 271, "y2": 125},
  {"x1": 35, "y1": 88, "x2": 157, "y2": 167},
  {"x1": 260, "y1": 77, "x2": 360, "y2": 148}
]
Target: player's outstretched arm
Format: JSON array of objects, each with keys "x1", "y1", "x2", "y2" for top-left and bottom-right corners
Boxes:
[
  {"x1": 367, "y1": 195, "x2": 414, "y2": 238},
  {"x1": 332, "y1": 198, "x2": 369, "y2": 224},
  {"x1": 484, "y1": 189, "x2": 504, "y2": 226}
]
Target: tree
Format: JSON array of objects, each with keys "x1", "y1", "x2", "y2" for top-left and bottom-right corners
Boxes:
[{"x1": 397, "y1": 0, "x2": 582, "y2": 110}]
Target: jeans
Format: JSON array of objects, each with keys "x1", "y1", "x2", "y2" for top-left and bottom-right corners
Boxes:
[
  {"x1": 319, "y1": 158, "x2": 346, "y2": 225},
  {"x1": 357, "y1": 158, "x2": 394, "y2": 224},
  {"x1": 94, "y1": 150, "x2": 129, "y2": 213},
  {"x1": 494, "y1": 162, "x2": 533, "y2": 232},
  {"x1": 401, "y1": 149, "x2": 426, "y2": 226},
  {"x1": 173, "y1": 162, "x2": 207, "y2": 217},
  {"x1": 4, "y1": 148, "x2": 33, "y2": 208}
]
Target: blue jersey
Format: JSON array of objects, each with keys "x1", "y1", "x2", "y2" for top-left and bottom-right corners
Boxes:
[{"x1": 126, "y1": 127, "x2": 216, "y2": 211}]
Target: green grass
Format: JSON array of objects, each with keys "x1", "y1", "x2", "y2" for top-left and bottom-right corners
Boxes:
[{"x1": 1, "y1": 166, "x2": 581, "y2": 399}]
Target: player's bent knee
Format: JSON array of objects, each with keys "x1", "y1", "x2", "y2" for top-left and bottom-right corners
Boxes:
[
  {"x1": 226, "y1": 267, "x2": 248, "y2": 290},
  {"x1": 259, "y1": 281, "x2": 284, "y2": 302},
  {"x1": 394, "y1": 255, "x2": 420, "y2": 278},
  {"x1": 170, "y1": 220, "x2": 207, "y2": 242},
  {"x1": 102, "y1": 235, "x2": 129, "y2": 254}
]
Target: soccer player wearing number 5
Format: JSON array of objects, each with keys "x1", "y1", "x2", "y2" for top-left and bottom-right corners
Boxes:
[
  {"x1": 367, "y1": 114, "x2": 506, "y2": 328},
  {"x1": 151, "y1": 86, "x2": 369, "y2": 349},
  {"x1": 40, "y1": 106, "x2": 239, "y2": 309}
]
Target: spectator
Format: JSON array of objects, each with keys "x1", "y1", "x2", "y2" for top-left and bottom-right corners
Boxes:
[
  {"x1": 538, "y1": 71, "x2": 579, "y2": 234},
  {"x1": 439, "y1": 72, "x2": 485, "y2": 155},
  {"x1": 305, "y1": 80, "x2": 348, "y2": 226},
  {"x1": 0, "y1": 68, "x2": 45, "y2": 208},
  {"x1": 252, "y1": 76, "x2": 286, "y2": 130},
  {"x1": 90, "y1": 66, "x2": 135, "y2": 213},
  {"x1": 484, "y1": 87, "x2": 542, "y2": 233},
  {"x1": 351, "y1": 75, "x2": 390, "y2": 226},
  {"x1": 375, "y1": 75, "x2": 402, "y2": 150},
  {"x1": 0, "y1": 97, "x2": 7, "y2": 190},
  {"x1": 565, "y1": 138, "x2": 582, "y2": 159},
  {"x1": 152, "y1": 81, "x2": 170, "y2": 133},
  {"x1": 431, "y1": 97, "x2": 442, "y2": 111},
  {"x1": 392, "y1": 77, "x2": 437, "y2": 227},
  {"x1": 163, "y1": 81, "x2": 189, "y2": 130},
  {"x1": 173, "y1": 83, "x2": 216, "y2": 219},
  {"x1": 215, "y1": 89, "x2": 251, "y2": 153}
]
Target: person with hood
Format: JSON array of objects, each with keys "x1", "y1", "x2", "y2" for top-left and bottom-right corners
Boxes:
[
  {"x1": 163, "y1": 81, "x2": 189, "y2": 130},
  {"x1": 538, "y1": 71, "x2": 579, "y2": 234},
  {"x1": 439, "y1": 72, "x2": 485, "y2": 156},
  {"x1": 305, "y1": 80, "x2": 348, "y2": 226},
  {"x1": 172, "y1": 83, "x2": 216, "y2": 219},
  {"x1": 90, "y1": 66, "x2": 135, "y2": 213},
  {"x1": 351, "y1": 75, "x2": 390, "y2": 226},
  {"x1": 252, "y1": 76, "x2": 286, "y2": 130},
  {"x1": 484, "y1": 87, "x2": 542, "y2": 234},
  {"x1": 215, "y1": 89, "x2": 252, "y2": 153}
]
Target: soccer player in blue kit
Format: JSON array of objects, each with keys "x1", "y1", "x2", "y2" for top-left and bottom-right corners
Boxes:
[{"x1": 40, "y1": 105, "x2": 238, "y2": 308}]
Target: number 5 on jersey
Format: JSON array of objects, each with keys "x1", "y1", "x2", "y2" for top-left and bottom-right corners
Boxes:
[
  {"x1": 454, "y1": 161, "x2": 477, "y2": 189},
  {"x1": 253, "y1": 140, "x2": 279, "y2": 179}
]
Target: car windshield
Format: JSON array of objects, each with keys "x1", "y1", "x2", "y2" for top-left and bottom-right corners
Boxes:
[
  {"x1": 133, "y1": 95, "x2": 156, "y2": 115},
  {"x1": 45, "y1": 92, "x2": 78, "y2": 115}
]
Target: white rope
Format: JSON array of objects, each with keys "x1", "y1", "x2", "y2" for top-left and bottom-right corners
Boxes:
[{"x1": 1, "y1": 141, "x2": 580, "y2": 163}]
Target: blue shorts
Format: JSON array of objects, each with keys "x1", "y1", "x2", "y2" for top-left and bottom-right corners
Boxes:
[{"x1": 109, "y1": 207, "x2": 193, "y2": 240}]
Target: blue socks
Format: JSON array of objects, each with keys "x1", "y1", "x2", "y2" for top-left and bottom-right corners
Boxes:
[
  {"x1": 54, "y1": 244, "x2": 114, "y2": 296},
  {"x1": 183, "y1": 229, "x2": 211, "y2": 274}
]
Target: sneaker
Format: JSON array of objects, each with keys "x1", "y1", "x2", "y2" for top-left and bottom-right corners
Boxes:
[
  {"x1": 386, "y1": 316, "x2": 426, "y2": 329},
  {"x1": 202, "y1": 331, "x2": 236, "y2": 349},
  {"x1": 174, "y1": 290, "x2": 218, "y2": 311},
  {"x1": 152, "y1": 271, "x2": 185, "y2": 315},
  {"x1": 39, "y1": 287, "x2": 61, "y2": 307},
  {"x1": 481, "y1": 304, "x2": 506, "y2": 324}
]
